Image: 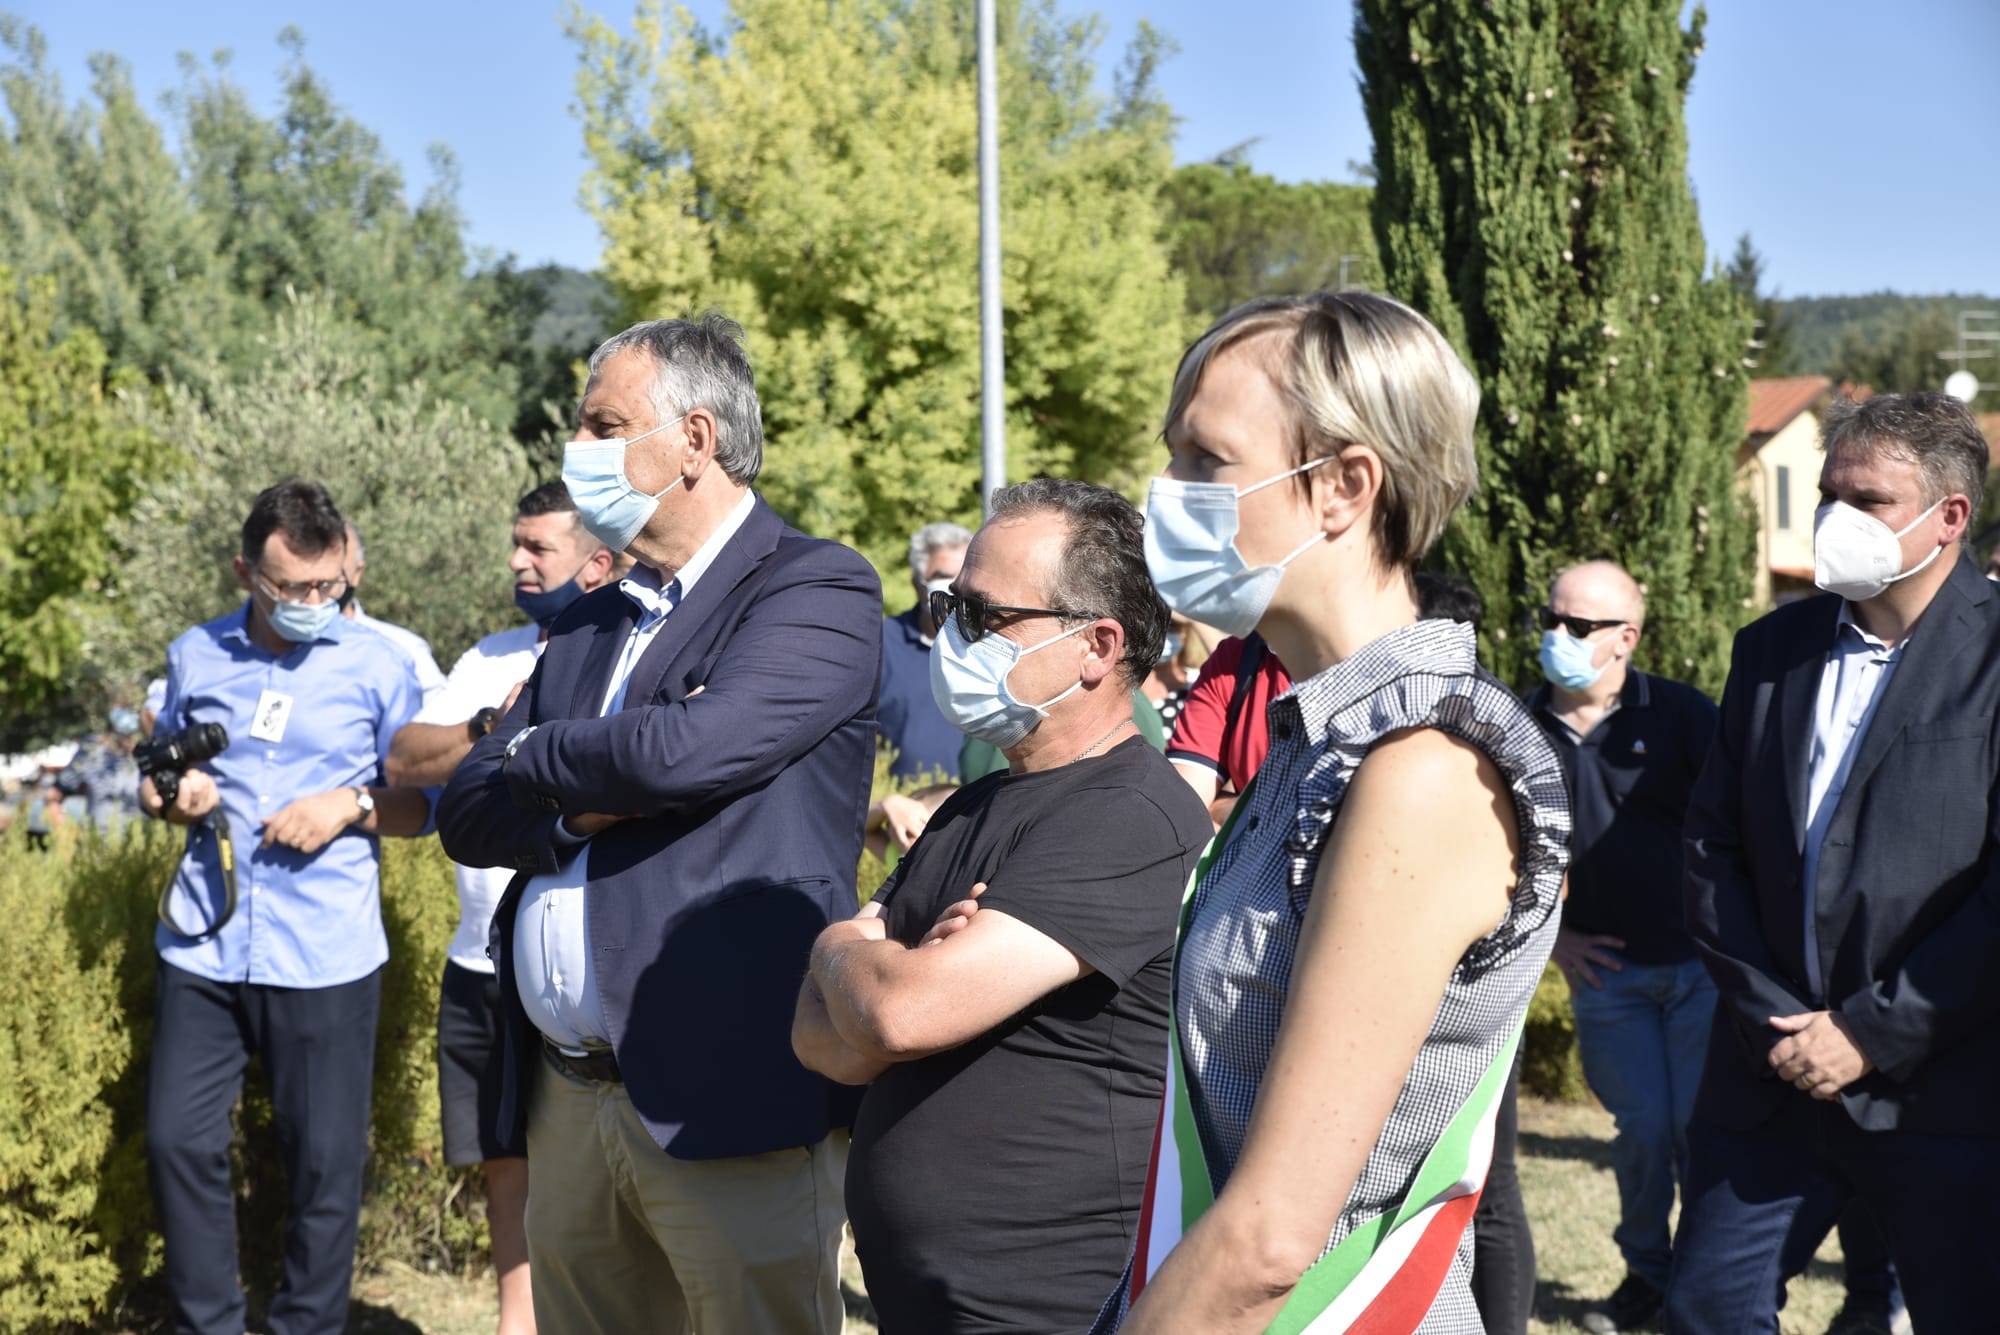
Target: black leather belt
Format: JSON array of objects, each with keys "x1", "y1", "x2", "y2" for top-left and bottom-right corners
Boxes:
[{"x1": 541, "y1": 1035, "x2": 622, "y2": 1084}]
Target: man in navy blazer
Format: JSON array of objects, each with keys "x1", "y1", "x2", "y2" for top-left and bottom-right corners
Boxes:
[
  {"x1": 1667, "y1": 392, "x2": 2000, "y2": 1335},
  {"x1": 437, "y1": 314, "x2": 879, "y2": 1335}
]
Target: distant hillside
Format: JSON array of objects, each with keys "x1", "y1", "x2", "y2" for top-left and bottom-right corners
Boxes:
[
  {"x1": 530, "y1": 265, "x2": 614, "y2": 351},
  {"x1": 1775, "y1": 292, "x2": 1998, "y2": 390}
]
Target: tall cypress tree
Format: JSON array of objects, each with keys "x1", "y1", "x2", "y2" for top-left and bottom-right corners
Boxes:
[{"x1": 1356, "y1": 1, "x2": 1754, "y2": 694}]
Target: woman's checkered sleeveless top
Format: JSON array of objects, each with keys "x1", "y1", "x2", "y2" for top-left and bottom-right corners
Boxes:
[{"x1": 1177, "y1": 618, "x2": 1569, "y2": 1330}]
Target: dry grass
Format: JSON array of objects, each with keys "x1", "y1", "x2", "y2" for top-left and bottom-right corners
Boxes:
[{"x1": 349, "y1": 1097, "x2": 1855, "y2": 1334}]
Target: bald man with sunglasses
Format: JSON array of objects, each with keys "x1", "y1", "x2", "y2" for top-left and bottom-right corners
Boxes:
[{"x1": 1525, "y1": 560, "x2": 1720, "y2": 1333}]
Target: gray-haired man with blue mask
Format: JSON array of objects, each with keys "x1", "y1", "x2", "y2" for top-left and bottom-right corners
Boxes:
[{"x1": 437, "y1": 313, "x2": 883, "y2": 1335}]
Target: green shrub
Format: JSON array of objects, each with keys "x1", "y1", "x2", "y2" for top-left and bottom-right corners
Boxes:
[
  {"x1": 0, "y1": 823, "x2": 483, "y2": 1330},
  {"x1": 0, "y1": 825, "x2": 149, "y2": 1332},
  {"x1": 1522, "y1": 962, "x2": 1590, "y2": 1103}
]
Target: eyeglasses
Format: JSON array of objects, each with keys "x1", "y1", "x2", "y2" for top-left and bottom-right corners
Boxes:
[
  {"x1": 1537, "y1": 606, "x2": 1626, "y2": 638},
  {"x1": 928, "y1": 589, "x2": 1097, "y2": 644},
  {"x1": 255, "y1": 572, "x2": 351, "y2": 604}
]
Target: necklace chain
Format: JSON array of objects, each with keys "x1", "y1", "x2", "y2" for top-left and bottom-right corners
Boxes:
[{"x1": 1068, "y1": 718, "x2": 1134, "y2": 766}]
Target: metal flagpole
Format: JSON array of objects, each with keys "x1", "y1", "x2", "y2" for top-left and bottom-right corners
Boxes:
[{"x1": 977, "y1": 0, "x2": 1005, "y2": 515}]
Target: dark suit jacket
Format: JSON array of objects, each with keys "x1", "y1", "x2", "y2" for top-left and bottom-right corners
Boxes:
[
  {"x1": 1684, "y1": 556, "x2": 2000, "y2": 1135},
  {"x1": 436, "y1": 496, "x2": 879, "y2": 1159}
]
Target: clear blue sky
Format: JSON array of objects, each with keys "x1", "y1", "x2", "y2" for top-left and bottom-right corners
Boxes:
[{"x1": 15, "y1": 0, "x2": 2000, "y2": 298}]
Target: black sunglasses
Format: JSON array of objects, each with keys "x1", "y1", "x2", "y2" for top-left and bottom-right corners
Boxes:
[
  {"x1": 928, "y1": 589, "x2": 1097, "y2": 644},
  {"x1": 1537, "y1": 606, "x2": 1627, "y2": 638}
]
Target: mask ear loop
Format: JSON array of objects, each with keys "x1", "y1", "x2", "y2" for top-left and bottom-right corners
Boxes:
[
  {"x1": 1235, "y1": 451, "x2": 1337, "y2": 500},
  {"x1": 1237, "y1": 454, "x2": 1337, "y2": 571},
  {"x1": 1883, "y1": 498, "x2": 1949, "y2": 586},
  {"x1": 617, "y1": 413, "x2": 688, "y2": 500}
]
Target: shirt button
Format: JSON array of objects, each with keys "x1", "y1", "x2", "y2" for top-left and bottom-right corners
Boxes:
[
  {"x1": 551, "y1": 973, "x2": 564, "y2": 987},
  {"x1": 1274, "y1": 722, "x2": 1294, "y2": 740},
  {"x1": 1247, "y1": 816, "x2": 1260, "y2": 831}
]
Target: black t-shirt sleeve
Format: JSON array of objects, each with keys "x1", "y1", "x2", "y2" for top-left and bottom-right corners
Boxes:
[{"x1": 973, "y1": 785, "x2": 1197, "y2": 987}]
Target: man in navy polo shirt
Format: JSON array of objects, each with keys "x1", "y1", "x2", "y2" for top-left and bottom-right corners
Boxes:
[
  {"x1": 870, "y1": 521, "x2": 973, "y2": 852},
  {"x1": 1530, "y1": 560, "x2": 1719, "y2": 1334}
]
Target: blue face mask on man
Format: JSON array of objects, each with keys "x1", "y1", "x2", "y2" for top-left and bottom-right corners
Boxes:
[
  {"x1": 561, "y1": 415, "x2": 687, "y2": 552},
  {"x1": 267, "y1": 596, "x2": 340, "y2": 644},
  {"x1": 1538, "y1": 629, "x2": 1604, "y2": 691},
  {"x1": 514, "y1": 565, "x2": 593, "y2": 627}
]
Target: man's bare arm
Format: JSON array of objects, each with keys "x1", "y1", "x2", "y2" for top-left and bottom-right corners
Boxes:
[{"x1": 387, "y1": 721, "x2": 477, "y2": 788}]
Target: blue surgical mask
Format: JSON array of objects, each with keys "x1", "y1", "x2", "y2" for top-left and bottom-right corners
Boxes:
[
  {"x1": 561, "y1": 415, "x2": 685, "y2": 552},
  {"x1": 514, "y1": 567, "x2": 592, "y2": 628},
  {"x1": 109, "y1": 707, "x2": 141, "y2": 736},
  {"x1": 1159, "y1": 631, "x2": 1184, "y2": 665},
  {"x1": 929, "y1": 614, "x2": 1090, "y2": 750},
  {"x1": 268, "y1": 596, "x2": 340, "y2": 644},
  {"x1": 1142, "y1": 457, "x2": 1334, "y2": 638},
  {"x1": 1539, "y1": 630, "x2": 1604, "y2": 691}
]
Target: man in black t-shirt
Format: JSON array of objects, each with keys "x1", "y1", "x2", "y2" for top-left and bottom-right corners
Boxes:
[{"x1": 794, "y1": 480, "x2": 1212, "y2": 1335}]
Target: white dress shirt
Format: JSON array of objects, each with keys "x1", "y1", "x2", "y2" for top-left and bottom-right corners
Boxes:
[
  {"x1": 1800, "y1": 606, "x2": 1904, "y2": 1001},
  {"x1": 350, "y1": 603, "x2": 448, "y2": 705},
  {"x1": 513, "y1": 490, "x2": 758, "y2": 1050},
  {"x1": 414, "y1": 622, "x2": 543, "y2": 973}
]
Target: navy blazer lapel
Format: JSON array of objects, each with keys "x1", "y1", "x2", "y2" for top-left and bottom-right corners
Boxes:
[
  {"x1": 1779, "y1": 598, "x2": 1839, "y2": 854},
  {"x1": 622, "y1": 495, "x2": 784, "y2": 708},
  {"x1": 1837, "y1": 558, "x2": 1990, "y2": 803},
  {"x1": 566, "y1": 587, "x2": 640, "y2": 720}
]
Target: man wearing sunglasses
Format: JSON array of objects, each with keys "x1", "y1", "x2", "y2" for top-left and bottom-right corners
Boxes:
[
  {"x1": 140, "y1": 479, "x2": 434, "y2": 1335},
  {"x1": 794, "y1": 479, "x2": 1213, "y2": 1334},
  {"x1": 1525, "y1": 560, "x2": 1719, "y2": 1335}
]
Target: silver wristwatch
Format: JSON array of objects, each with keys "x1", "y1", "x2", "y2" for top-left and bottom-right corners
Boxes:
[
  {"x1": 502, "y1": 724, "x2": 539, "y2": 770},
  {"x1": 351, "y1": 787, "x2": 376, "y2": 821}
]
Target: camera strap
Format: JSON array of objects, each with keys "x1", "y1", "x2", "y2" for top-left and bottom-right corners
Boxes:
[{"x1": 157, "y1": 811, "x2": 239, "y2": 943}]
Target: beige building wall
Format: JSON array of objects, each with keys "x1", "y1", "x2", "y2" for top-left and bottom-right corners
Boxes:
[{"x1": 1738, "y1": 412, "x2": 1823, "y2": 608}]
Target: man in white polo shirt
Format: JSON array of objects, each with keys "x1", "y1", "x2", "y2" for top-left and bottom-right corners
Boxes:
[{"x1": 386, "y1": 481, "x2": 612, "y2": 1335}]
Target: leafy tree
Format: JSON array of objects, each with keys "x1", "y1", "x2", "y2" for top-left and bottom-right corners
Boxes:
[
  {"x1": 0, "y1": 21, "x2": 228, "y2": 388},
  {"x1": 0, "y1": 269, "x2": 169, "y2": 749},
  {"x1": 569, "y1": 0, "x2": 1189, "y2": 578},
  {"x1": 0, "y1": 21, "x2": 540, "y2": 432},
  {"x1": 1725, "y1": 233, "x2": 1795, "y2": 376},
  {"x1": 1160, "y1": 157, "x2": 1380, "y2": 320},
  {"x1": 111, "y1": 295, "x2": 532, "y2": 690},
  {"x1": 1357, "y1": 0, "x2": 1755, "y2": 694}
]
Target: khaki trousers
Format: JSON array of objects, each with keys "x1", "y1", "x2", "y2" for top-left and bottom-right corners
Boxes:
[{"x1": 525, "y1": 1059, "x2": 848, "y2": 1335}]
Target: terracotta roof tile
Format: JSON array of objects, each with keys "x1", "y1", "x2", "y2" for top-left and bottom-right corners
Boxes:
[{"x1": 1746, "y1": 376, "x2": 1832, "y2": 436}]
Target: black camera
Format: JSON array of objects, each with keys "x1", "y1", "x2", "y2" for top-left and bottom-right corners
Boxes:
[{"x1": 136, "y1": 722, "x2": 230, "y2": 808}]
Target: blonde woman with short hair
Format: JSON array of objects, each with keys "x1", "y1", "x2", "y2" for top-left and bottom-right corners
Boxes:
[{"x1": 1098, "y1": 292, "x2": 1571, "y2": 1334}]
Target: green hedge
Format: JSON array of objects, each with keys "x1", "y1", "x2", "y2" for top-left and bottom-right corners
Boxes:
[
  {"x1": 1523, "y1": 962, "x2": 1590, "y2": 1103},
  {"x1": 0, "y1": 824, "x2": 474, "y2": 1333}
]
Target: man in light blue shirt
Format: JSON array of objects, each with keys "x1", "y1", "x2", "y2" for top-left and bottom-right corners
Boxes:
[{"x1": 141, "y1": 480, "x2": 432, "y2": 1335}]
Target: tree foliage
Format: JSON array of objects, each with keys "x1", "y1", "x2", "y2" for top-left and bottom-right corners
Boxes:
[
  {"x1": 1725, "y1": 233, "x2": 1795, "y2": 377},
  {"x1": 1160, "y1": 157, "x2": 1380, "y2": 321},
  {"x1": 0, "y1": 21, "x2": 573, "y2": 434},
  {"x1": 1357, "y1": 0, "x2": 1756, "y2": 694},
  {"x1": 111, "y1": 297, "x2": 530, "y2": 688},
  {"x1": 569, "y1": 0, "x2": 1189, "y2": 577},
  {"x1": 0, "y1": 270, "x2": 169, "y2": 748}
]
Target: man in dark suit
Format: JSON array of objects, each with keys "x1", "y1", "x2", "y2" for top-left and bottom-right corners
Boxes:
[
  {"x1": 1667, "y1": 392, "x2": 2000, "y2": 1335},
  {"x1": 437, "y1": 314, "x2": 880, "y2": 1335}
]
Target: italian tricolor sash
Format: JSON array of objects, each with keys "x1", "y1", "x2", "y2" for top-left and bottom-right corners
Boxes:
[{"x1": 1125, "y1": 786, "x2": 1522, "y2": 1334}]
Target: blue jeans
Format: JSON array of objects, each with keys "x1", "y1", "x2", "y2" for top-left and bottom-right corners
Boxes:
[
  {"x1": 1568, "y1": 954, "x2": 1716, "y2": 1289},
  {"x1": 1666, "y1": 1109, "x2": 1973, "y2": 1334}
]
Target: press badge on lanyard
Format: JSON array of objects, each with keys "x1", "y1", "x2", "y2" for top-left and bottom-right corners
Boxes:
[{"x1": 250, "y1": 690, "x2": 294, "y2": 743}]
